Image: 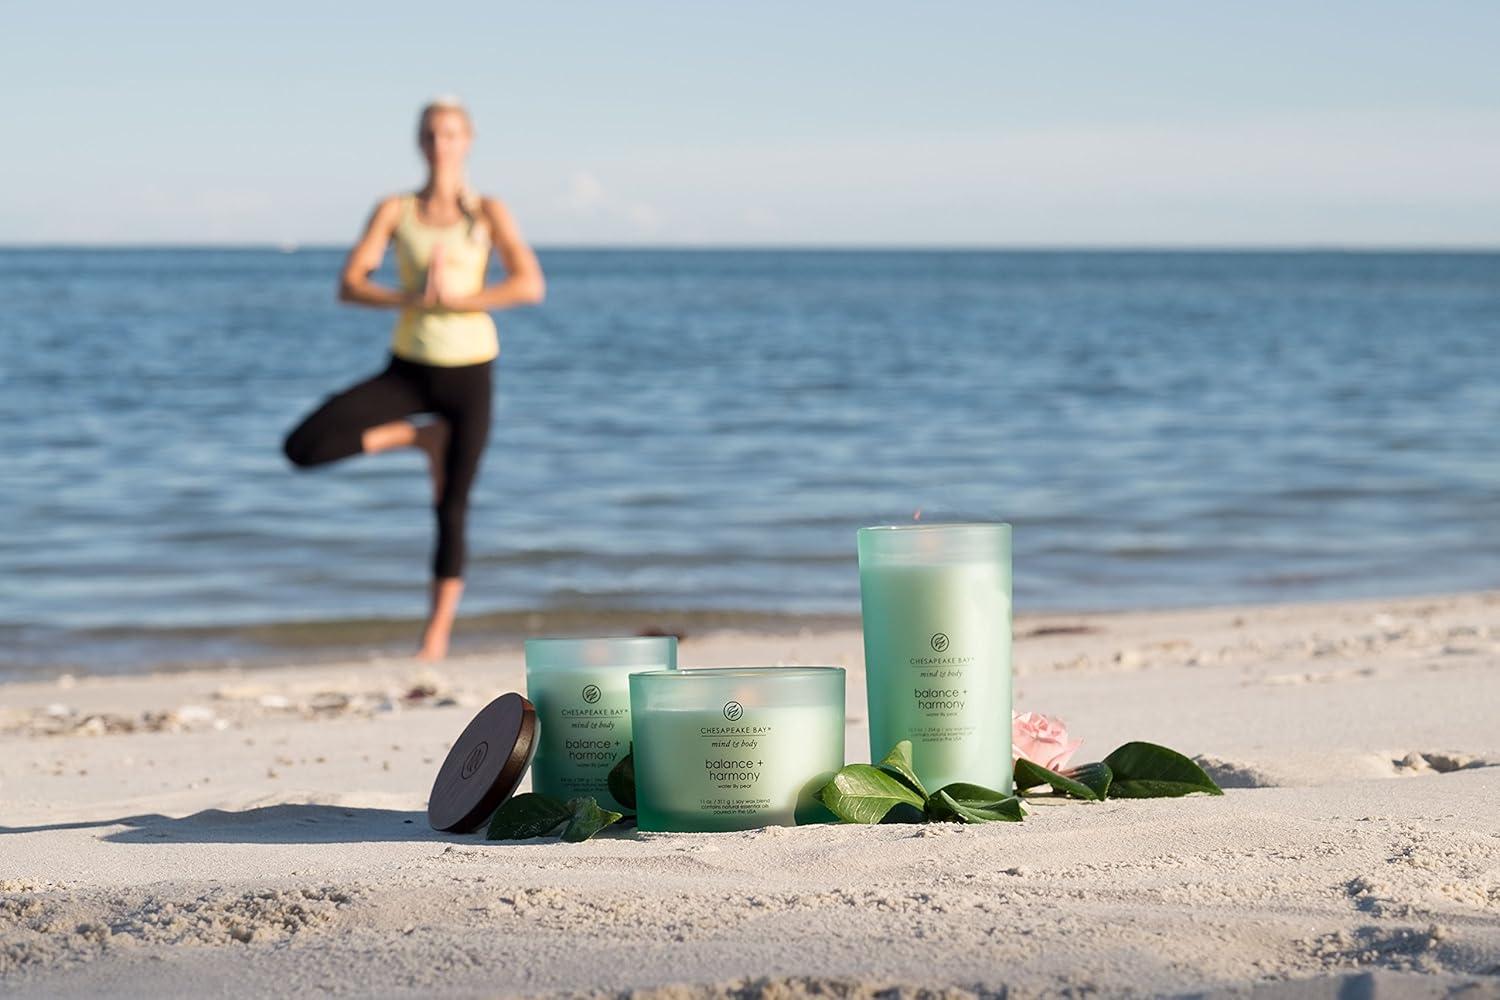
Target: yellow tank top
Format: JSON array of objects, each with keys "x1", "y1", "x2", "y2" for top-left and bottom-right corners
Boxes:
[{"x1": 390, "y1": 193, "x2": 500, "y2": 366}]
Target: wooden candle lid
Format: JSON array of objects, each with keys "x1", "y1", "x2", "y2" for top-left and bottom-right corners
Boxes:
[{"x1": 427, "y1": 692, "x2": 537, "y2": 833}]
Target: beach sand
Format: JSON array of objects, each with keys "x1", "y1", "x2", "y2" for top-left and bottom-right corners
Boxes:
[{"x1": 2, "y1": 592, "x2": 1499, "y2": 998}]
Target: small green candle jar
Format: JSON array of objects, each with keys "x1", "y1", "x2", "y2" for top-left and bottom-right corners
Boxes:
[
  {"x1": 858, "y1": 523, "x2": 1012, "y2": 794},
  {"x1": 629, "y1": 666, "x2": 845, "y2": 833},
  {"x1": 524, "y1": 635, "x2": 677, "y2": 812}
]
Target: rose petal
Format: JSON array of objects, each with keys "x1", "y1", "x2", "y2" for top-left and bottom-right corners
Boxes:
[{"x1": 1011, "y1": 711, "x2": 1081, "y2": 770}]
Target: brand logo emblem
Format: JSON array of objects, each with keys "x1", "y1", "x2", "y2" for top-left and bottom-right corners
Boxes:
[
  {"x1": 460, "y1": 741, "x2": 488, "y2": 779},
  {"x1": 582, "y1": 684, "x2": 602, "y2": 704},
  {"x1": 723, "y1": 701, "x2": 744, "y2": 722},
  {"x1": 931, "y1": 632, "x2": 950, "y2": 652}
]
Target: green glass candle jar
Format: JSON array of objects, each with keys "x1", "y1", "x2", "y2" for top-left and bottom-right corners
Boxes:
[
  {"x1": 629, "y1": 666, "x2": 846, "y2": 833},
  {"x1": 524, "y1": 635, "x2": 677, "y2": 812},
  {"x1": 858, "y1": 523, "x2": 1012, "y2": 793}
]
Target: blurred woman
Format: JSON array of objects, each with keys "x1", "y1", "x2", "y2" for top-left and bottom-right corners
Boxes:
[{"x1": 283, "y1": 97, "x2": 545, "y2": 660}]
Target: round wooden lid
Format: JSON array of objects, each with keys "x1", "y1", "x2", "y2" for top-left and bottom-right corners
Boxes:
[{"x1": 427, "y1": 692, "x2": 537, "y2": 833}]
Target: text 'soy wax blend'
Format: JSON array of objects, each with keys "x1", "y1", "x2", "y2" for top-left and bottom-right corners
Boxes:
[
  {"x1": 858, "y1": 523, "x2": 1012, "y2": 793},
  {"x1": 524, "y1": 635, "x2": 677, "y2": 812},
  {"x1": 630, "y1": 667, "x2": 845, "y2": 833}
]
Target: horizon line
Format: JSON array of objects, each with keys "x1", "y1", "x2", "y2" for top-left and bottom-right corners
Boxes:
[{"x1": 3, "y1": 242, "x2": 1499, "y2": 254}]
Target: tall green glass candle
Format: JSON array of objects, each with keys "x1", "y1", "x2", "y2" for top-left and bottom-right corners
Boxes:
[
  {"x1": 524, "y1": 635, "x2": 677, "y2": 812},
  {"x1": 857, "y1": 523, "x2": 1012, "y2": 793},
  {"x1": 630, "y1": 667, "x2": 845, "y2": 833}
]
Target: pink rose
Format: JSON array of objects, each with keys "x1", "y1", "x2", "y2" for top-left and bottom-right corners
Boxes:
[{"x1": 1012, "y1": 711, "x2": 1082, "y2": 772}]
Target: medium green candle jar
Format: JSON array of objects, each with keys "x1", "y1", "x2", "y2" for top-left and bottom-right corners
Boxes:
[
  {"x1": 524, "y1": 635, "x2": 677, "y2": 812},
  {"x1": 858, "y1": 523, "x2": 1012, "y2": 793},
  {"x1": 629, "y1": 666, "x2": 846, "y2": 833}
]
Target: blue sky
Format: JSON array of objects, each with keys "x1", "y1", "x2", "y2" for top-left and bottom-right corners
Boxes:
[{"x1": 3, "y1": 3, "x2": 1497, "y2": 246}]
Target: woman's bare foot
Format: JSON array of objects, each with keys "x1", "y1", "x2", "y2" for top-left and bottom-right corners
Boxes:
[{"x1": 413, "y1": 419, "x2": 450, "y2": 502}]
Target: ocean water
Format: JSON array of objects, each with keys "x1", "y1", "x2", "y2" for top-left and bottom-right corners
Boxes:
[{"x1": 2, "y1": 248, "x2": 1498, "y2": 674}]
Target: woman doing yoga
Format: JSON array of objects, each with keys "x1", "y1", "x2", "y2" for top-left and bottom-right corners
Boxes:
[{"x1": 283, "y1": 97, "x2": 545, "y2": 661}]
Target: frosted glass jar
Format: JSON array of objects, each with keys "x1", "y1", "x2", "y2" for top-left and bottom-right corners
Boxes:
[
  {"x1": 524, "y1": 635, "x2": 677, "y2": 811},
  {"x1": 858, "y1": 523, "x2": 1012, "y2": 793},
  {"x1": 629, "y1": 667, "x2": 845, "y2": 832}
]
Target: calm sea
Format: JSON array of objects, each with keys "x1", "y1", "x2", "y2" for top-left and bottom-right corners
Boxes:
[{"x1": 2, "y1": 248, "x2": 1497, "y2": 675}]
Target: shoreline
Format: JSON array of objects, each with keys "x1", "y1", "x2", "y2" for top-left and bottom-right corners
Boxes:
[{"x1": 8, "y1": 586, "x2": 1499, "y2": 682}]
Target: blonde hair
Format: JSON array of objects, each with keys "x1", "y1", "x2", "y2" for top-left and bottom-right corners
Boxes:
[
  {"x1": 418, "y1": 95, "x2": 472, "y2": 139},
  {"x1": 417, "y1": 96, "x2": 480, "y2": 234}
]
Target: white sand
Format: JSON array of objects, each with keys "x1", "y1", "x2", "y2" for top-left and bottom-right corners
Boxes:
[{"x1": 2, "y1": 592, "x2": 1499, "y2": 998}]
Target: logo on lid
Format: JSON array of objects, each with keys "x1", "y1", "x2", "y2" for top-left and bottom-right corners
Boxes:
[{"x1": 460, "y1": 741, "x2": 489, "y2": 780}]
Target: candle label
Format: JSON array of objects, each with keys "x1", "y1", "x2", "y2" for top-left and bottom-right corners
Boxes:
[
  {"x1": 695, "y1": 717, "x2": 773, "y2": 818},
  {"x1": 635, "y1": 704, "x2": 843, "y2": 832},
  {"x1": 908, "y1": 641, "x2": 978, "y2": 741},
  {"x1": 530, "y1": 672, "x2": 632, "y2": 810}
]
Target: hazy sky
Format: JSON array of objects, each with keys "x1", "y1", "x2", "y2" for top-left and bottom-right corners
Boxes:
[{"x1": 4, "y1": 3, "x2": 1497, "y2": 246}]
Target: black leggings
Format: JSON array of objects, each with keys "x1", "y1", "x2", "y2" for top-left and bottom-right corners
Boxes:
[{"x1": 283, "y1": 355, "x2": 493, "y2": 579}]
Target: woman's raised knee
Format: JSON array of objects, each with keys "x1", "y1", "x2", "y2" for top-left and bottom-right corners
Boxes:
[{"x1": 282, "y1": 427, "x2": 322, "y2": 468}]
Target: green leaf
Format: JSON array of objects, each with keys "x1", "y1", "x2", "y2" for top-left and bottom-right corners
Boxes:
[
  {"x1": 485, "y1": 793, "x2": 572, "y2": 840},
  {"x1": 561, "y1": 797, "x2": 624, "y2": 842},
  {"x1": 816, "y1": 763, "x2": 928, "y2": 824},
  {"x1": 878, "y1": 802, "x2": 928, "y2": 825},
  {"x1": 1013, "y1": 758, "x2": 1099, "y2": 801},
  {"x1": 936, "y1": 781, "x2": 1017, "y2": 807},
  {"x1": 1102, "y1": 742, "x2": 1224, "y2": 798},
  {"x1": 1011, "y1": 759, "x2": 1050, "y2": 792},
  {"x1": 607, "y1": 746, "x2": 636, "y2": 811},
  {"x1": 924, "y1": 791, "x2": 963, "y2": 822},
  {"x1": 486, "y1": 794, "x2": 624, "y2": 843},
  {"x1": 926, "y1": 785, "x2": 1025, "y2": 823},
  {"x1": 1067, "y1": 761, "x2": 1113, "y2": 801},
  {"x1": 874, "y1": 740, "x2": 927, "y2": 798}
]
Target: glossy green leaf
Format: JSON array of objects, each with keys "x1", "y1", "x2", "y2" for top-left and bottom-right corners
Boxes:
[
  {"x1": 607, "y1": 746, "x2": 636, "y2": 811},
  {"x1": 1011, "y1": 758, "x2": 1050, "y2": 792},
  {"x1": 1067, "y1": 761, "x2": 1113, "y2": 801},
  {"x1": 937, "y1": 781, "x2": 1015, "y2": 806},
  {"x1": 485, "y1": 793, "x2": 572, "y2": 840},
  {"x1": 878, "y1": 802, "x2": 928, "y2": 825},
  {"x1": 926, "y1": 785, "x2": 1025, "y2": 823},
  {"x1": 874, "y1": 740, "x2": 927, "y2": 798},
  {"x1": 1014, "y1": 758, "x2": 1100, "y2": 801},
  {"x1": 1103, "y1": 742, "x2": 1224, "y2": 798},
  {"x1": 561, "y1": 797, "x2": 625, "y2": 842},
  {"x1": 816, "y1": 763, "x2": 928, "y2": 824}
]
